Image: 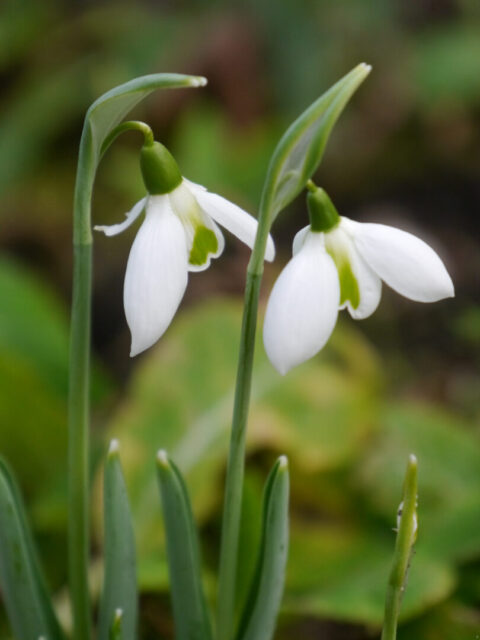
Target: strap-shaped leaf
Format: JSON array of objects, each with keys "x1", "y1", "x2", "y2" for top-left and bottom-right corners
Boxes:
[
  {"x1": 261, "y1": 63, "x2": 371, "y2": 223},
  {"x1": 0, "y1": 458, "x2": 64, "y2": 640},
  {"x1": 236, "y1": 456, "x2": 290, "y2": 640},
  {"x1": 156, "y1": 451, "x2": 213, "y2": 640},
  {"x1": 98, "y1": 441, "x2": 137, "y2": 640}
]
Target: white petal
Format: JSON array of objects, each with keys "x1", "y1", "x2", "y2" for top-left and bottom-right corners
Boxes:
[
  {"x1": 292, "y1": 225, "x2": 310, "y2": 256},
  {"x1": 344, "y1": 246, "x2": 382, "y2": 318},
  {"x1": 347, "y1": 219, "x2": 454, "y2": 302},
  {"x1": 263, "y1": 232, "x2": 340, "y2": 374},
  {"x1": 168, "y1": 186, "x2": 225, "y2": 272},
  {"x1": 94, "y1": 197, "x2": 147, "y2": 236},
  {"x1": 326, "y1": 221, "x2": 382, "y2": 320},
  {"x1": 191, "y1": 189, "x2": 275, "y2": 262},
  {"x1": 124, "y1": 198, "x2": 188, "y2": 356}
]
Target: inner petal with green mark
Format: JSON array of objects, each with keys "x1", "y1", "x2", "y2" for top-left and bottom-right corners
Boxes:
[
  {"x1": 189, "y1": 226, "x2": 219, "y2": 266},
  {"x1": 326, "y1": 230, "x2": 360, "y2": 310}
]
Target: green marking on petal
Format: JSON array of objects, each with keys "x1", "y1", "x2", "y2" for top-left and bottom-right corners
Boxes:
[
  {"x1": 189, "y1": 226, "x2": 218, "y2": 266},
  {"x1": 338, "y1": 258, "x2": 360, "y2": 309},
  {"x1": 327, "y1": 248, "x2": 360, "y2": 310}
]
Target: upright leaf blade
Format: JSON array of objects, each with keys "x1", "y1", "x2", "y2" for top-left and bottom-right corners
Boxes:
[
  {"x1": 98, "y1": 441, "x2": 137, "y2": 640},
  {"x1": 236, "y1": 456, "x2": 290, "y2": 640},
  {"x1": 156, "y1": 451, "x2": 213, "y2": 640},
  {"x1": 262, "y1": 63, "x2": 371, "y2": 223},
  {"x1": 0, "y1": 458, "x2": 64, "y2": 640}
]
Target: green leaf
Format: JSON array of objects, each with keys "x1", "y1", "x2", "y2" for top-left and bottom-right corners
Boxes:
[
  {"x1": 261, "y1": 63, "x2": 371, "y2": 223},
  {"x1": 156, "y1": 451, "x2": 213, "y2": 640},
  {"x1": 98, "y1": 441, "x2": 137, "y2": 640},
  {"x1": 0, "y1": 458, "x2": 64, "y2": 640},
  {"x1": 237, "y1": 456, "x2": 289, "y2": 640}
]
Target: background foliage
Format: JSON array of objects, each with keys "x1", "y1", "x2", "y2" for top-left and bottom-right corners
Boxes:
[{"x1": 0, "y1": 0, "x2": 479, "y2": 638}]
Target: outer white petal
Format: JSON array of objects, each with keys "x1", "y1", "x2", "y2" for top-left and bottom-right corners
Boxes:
[
  {"x1": 189, "y1": 188, "x2": 276, "y2": 262},
  {"x1": 263, "y1": 232, "x2": 340, "y2": 375},
  {"x1": 292, "y1": 225, "x2": 310, "y2": 256},
  {"x1": 346, "y1": 218, "x2": 454, "y2": 302},
  {"x1": 327, "y1": 221, "x2": 382, "y2": 319},
  {"x1": 124, "y1": 197, "x2": 188, "y2": 356},
  {"x1": 94, "y1": 197, "x2": 147, "y2": 236}
]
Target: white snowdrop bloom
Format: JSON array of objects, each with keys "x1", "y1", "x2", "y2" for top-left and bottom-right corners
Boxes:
[
  {"x1": 264, "y1": 183, "x2": 454, "y2": 374},
  {"x1": 95, "y1": 141, "x2": 275, "y2": 356}
]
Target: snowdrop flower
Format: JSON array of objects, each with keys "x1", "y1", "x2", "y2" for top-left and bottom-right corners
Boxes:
[
  {"x1": 96, "y1": 140, "x2": 275, "y2": 356},
  {"x1": 263, "y1": 182, "x2": 454, "y2": 374}
]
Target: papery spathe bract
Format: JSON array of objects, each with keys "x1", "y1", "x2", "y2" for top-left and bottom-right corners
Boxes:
[
  {"x1": 263, "y1": 185, "x2": 454, "y2": 374},
  {"x1": 96, "y1": 145, "x2": 275, "y2": 356}
]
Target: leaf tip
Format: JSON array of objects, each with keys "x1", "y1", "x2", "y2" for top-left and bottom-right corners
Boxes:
[
  {"x1": 156, "y1": 449, "x2": 170, "y2": 469},
  {"x1": 190, "y1": 76, "x2": 208, "y2": 88},
  {"x1": 278, "y1": 455, "x2": 289, "y2": 471},
  {"x1": 108, "y1": 438, "x2": 120, "y2": 457}
]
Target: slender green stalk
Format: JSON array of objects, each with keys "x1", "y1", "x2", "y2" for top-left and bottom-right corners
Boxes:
[
  {"x1": 68, "y1": 123, "x2": 95, "y2": 640},
  {"x1": 381, "y1": 455, "x2": 418, "y2": 640},
  {"x1": 216, "y1": 188, "x2": 274, "y2": 640}
]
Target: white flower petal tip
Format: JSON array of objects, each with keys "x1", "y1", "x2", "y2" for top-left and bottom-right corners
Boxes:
[
  {"x1": 263, "y1": 232, "x2": 340, "y2": 374},
  {"x1": 94, "y1": 197, "x2": 147, "y2": 237},
  {"x1": 124, "y1": 200, "x2": 188, "y2": 357},
  {"x1": 350, "y1": 221, "x2": 455, "y2": 303}
]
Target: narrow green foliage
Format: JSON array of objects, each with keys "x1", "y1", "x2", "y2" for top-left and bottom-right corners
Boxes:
[
  {"x1": 0, "y1": 458, "x2": 64, "y2": 640},
  {"x1": 189, "y1": 226, "x2": 219, "y2": 266},
  {"x1": 98, "y1": 441, "x2": 137, "y2": 640},
  {"x1": 236, "y1": 457, "x2": 290, "y2": 640},
  {"x1": 156, "y1": 451, "x2": 213, "y2": 640},
  {"x1": 381, "y1": 455, "x2": 418, "y2": 640}
]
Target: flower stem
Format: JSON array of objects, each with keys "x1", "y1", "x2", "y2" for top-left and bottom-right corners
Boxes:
[
  {"x1": 68, "y1": 124, "x2": 94, "y2": 640},
  {"x1": 216, "y1": 191, "x2": 273, "y2": 640},
  {"x1": 381, "y1": 455, "x2": 418, "y2": 640}
]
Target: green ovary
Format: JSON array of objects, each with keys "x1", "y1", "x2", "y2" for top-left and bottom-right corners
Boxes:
[{"x1": 189, "y1": 226, "x2": 218, "y2": 266}]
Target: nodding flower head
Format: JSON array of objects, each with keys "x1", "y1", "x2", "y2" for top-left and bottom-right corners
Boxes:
[
  {"x1": 263, "y1": 182, "x2": 454, "y2": 374},
  {"x1": 95, "y1": 140, "x2": 275, "y2": 356}
]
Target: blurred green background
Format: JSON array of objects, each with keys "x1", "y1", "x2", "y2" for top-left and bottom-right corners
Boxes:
[{"x1": 1, "y1": 0, "x2": 480, "y2": 638}]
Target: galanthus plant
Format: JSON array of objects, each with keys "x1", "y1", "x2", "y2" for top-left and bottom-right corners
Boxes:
[
  {"x1": 0, "y1": 64, "x2": 444, "y2": 640},
  {"x1": 264, "y1": 181, "x2": 454, "y2": 374},
  {"x1": 95, "y1": 134, "x2": 274, "y2": 355}
]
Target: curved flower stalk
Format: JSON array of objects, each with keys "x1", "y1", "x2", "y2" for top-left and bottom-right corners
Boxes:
[
  {"x1": 96, "y1": 140, "x2": 274, "y2": 356},
  {"x1": 263, "y1": 183, "x2": 454, "y2": 374}
]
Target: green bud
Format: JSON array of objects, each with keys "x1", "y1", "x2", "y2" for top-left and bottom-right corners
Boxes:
[
  {"x1": 306, "y1": 182, "x2": 340, "y2": 232},
  {"x1": 140, "y1": 141, "x2": 182, "y2": 195}
]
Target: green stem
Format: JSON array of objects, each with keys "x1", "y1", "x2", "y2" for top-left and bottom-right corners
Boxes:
[
  {"x1": 216, "y1": 189, "x2": 274, "y2": 640},
  {"x1": 68, "y1": 123, "x2": 94, "y2": 640},
  {"x1": 381, "y1": 455, "x2": 418, "y2": 640},
  {"x1": 68, "y1": 120, "x2": 154, "y2": 640}
]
